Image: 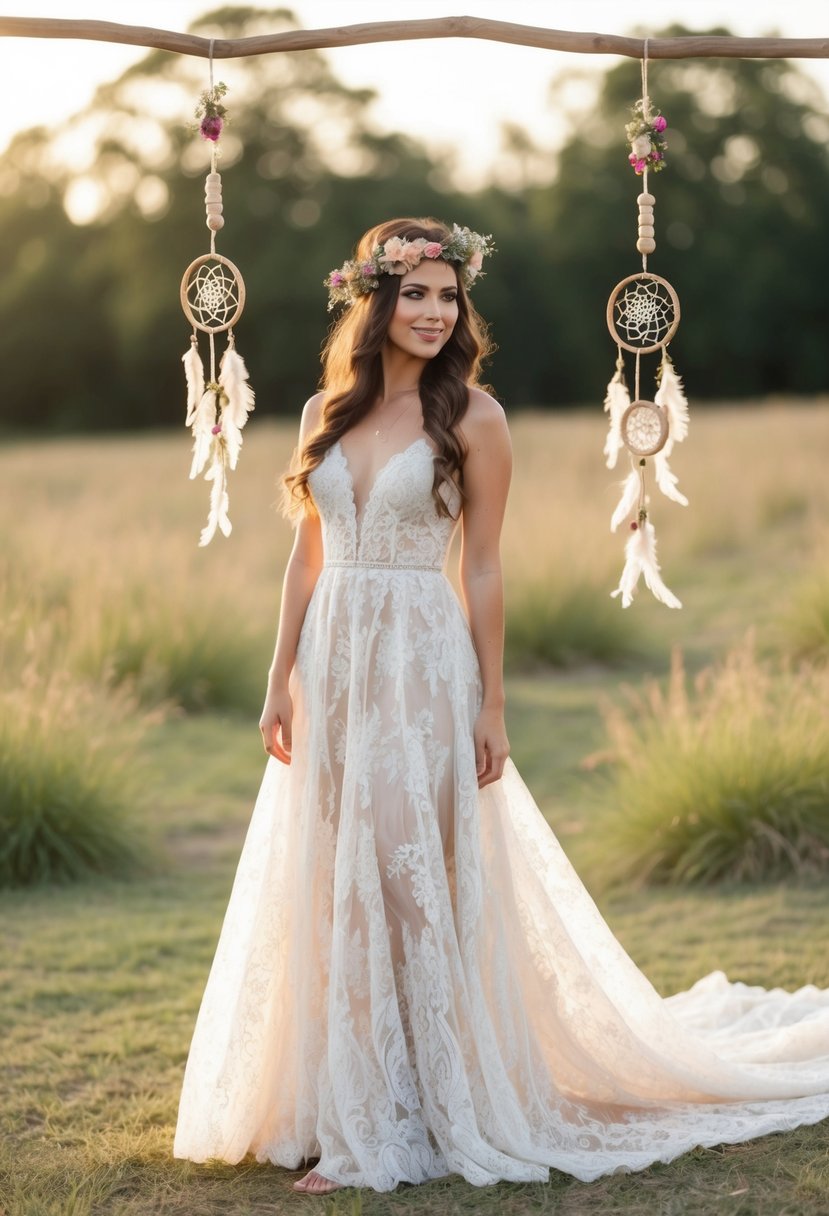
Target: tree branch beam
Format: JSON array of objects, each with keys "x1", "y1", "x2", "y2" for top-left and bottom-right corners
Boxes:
[{"x1": 0, "y1": 15, "x2": 827, "y2": 61}]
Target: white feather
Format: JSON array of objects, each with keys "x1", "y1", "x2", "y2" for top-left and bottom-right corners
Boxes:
[
  {"x1": 189, "y1": 388, "x2": 218, "y2": 480},
  {"x1": 610, "y1": 469, "x2": 641, "y2": 533},
  {"x1": 603, "y1": 358, "x2": 630, "y2": 470},
  {"x1": 182, "y1": 342, "x2": 205, "y2": 427},
  {"x1": 218, "y1": 346, "x2": 256, "y2": 470},
  {"x1": 199, "y1": 455, "x2": 232, "y2": 547},
  {"x1": 655, "y1": 354, "x2": 689, "y2": 447},
  {"x1": 653, "y1": 449, "x2": 689, "y2": 507},
  {"x1": 611, "y1": 520, "x2": 682, "y2": 609}
]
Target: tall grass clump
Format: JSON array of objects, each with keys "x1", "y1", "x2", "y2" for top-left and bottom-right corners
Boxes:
[
  {"x1": 69, "y1": 574, "x2": 266, "y2": 714},
  {"x1": 783, "y1": 572, "x2": 829, "y2": 662},
  {"x1": 0, "y1": 671, "x2": 149, "y2": 888},
  {"x1": 504, "y1": 577, "x2": 644, "y2": 669},
  {"x1": 591, "y1": 639, "x2": 829, "y2": 887}
]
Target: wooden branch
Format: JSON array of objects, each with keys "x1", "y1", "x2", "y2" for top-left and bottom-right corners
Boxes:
[{"x1": 0, "y1": 15, "x2": 827, "y2": 61}]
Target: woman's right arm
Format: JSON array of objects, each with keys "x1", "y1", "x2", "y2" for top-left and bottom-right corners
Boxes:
[{"x1": 259, "y1": 395, "x2": 325, "y2": 762}]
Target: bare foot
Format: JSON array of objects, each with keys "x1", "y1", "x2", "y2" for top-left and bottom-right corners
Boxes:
[{"x1": 292, "y1": 1168, "x2": 342, "y2": 1195}]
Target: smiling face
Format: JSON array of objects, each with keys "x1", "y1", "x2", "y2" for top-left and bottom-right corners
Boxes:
[{"x1": 385, "y1": 258, "x2": 459, "y2": 361}]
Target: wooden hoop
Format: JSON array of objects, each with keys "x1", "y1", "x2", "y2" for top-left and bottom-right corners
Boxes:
[
  {"x1": 621, "y1": 400, "x2": 669, "y2": 456},
  {"x1": 607, "y1": 272, "x2": 680, "y2": 355},
  {"x1": 180, "y1": 253, "x2": 246, "y2": 333}
]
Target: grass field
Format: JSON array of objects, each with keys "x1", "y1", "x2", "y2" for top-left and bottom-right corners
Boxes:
[{"x1": 1, "y1": 405, "x2": 829, "y2": 1215}]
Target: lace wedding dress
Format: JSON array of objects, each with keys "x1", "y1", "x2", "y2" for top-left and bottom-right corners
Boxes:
[{"x1": 174, "y1": 436, "x2": 829, "y2": 1190}]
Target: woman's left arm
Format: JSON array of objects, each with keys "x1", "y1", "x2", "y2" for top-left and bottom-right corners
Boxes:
[{"x1": 458, "y1": 391, "x2": 513, "y2": 789}]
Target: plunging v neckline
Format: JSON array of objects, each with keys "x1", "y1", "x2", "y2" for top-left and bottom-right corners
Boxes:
[{"x1": 334, "y1": 437, "x2": 434, "y2": 539}]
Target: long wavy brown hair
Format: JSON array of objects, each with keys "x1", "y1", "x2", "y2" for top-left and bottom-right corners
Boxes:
[{"x1": 281, "y1": 217, "x2": 494, "y2": 522}]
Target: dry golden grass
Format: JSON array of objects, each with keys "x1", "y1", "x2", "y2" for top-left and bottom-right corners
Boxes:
[{"x1": 4, "y1": 399, "x2": 828, "y2": 655}]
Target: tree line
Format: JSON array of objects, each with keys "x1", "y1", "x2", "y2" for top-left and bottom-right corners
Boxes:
[{"x1": 1, "y1": 9, "x2": 828, "y2": 432}]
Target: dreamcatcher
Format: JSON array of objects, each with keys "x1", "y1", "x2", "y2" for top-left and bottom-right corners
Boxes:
[
  {"x1": 181, "y1": 44, "x2": 255, "y2": 546},
  {"x1": 604, "y1": 41, "x2": 689, "y2": 608}
]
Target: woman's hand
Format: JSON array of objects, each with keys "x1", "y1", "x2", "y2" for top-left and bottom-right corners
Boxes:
[
  {"x1": 260, "y1": 685, "x2": 293, "y2": 764},
  {"x1": 474, "y1": 706, "x2": 510, "y2": 789}
]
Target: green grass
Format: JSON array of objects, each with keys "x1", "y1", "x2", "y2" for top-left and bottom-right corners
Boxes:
[
  {"x1": 0, "y1": 654, "x2": 151, "y2": 887},
  {"x1": 783, "y1": 570, "x2": 829, "y2": 662},
  {"x1": 2, "y1": 409, "x2": 829, "y2": 1213},
  {"x1": 70, "y1": 576, "x2": 265, "y2": 714},
  {"x1": 505, "y1": 576, "x2": 645, "y2": 669},
  {"x1": 589, "y1": 641, "x2": 829, "y2": 887},
  {"x1": 1, "y1": 713, "x2": 828, "y2": 1216}
]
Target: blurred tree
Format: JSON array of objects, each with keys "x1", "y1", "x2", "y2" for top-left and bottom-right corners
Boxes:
[
  {"x1": 0, "y1": 16, "x2": 828, "y2": 429},
  {"x1": 516, "y1": 28, "x2": 829, "y2": 404},
  {"x1": 0, "y1": 5, "x2": 467, "y2": 430}
]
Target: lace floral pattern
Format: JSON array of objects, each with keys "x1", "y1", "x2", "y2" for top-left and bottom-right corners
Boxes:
[{"x1": 174, "y1": 439, "x2": 829, "y2": 1190}]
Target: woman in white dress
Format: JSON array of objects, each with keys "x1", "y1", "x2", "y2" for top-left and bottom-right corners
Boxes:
[{"x1": 174, "y1": 217, "x2": 829, "y2": 1197}]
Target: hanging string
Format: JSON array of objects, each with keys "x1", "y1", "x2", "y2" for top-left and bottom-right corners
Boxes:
[
  {"x1": 641, "y1": 37, "x2": 649, "y2": 115},
  {"x1": 206, "y1": 36, "x2": 217, "y2": 373},
  {"x1": 208, "y1": 38, "x2": 218, "y2": 255},
  {"x1": 641, "y1": 37, "x2": 650, "y2": 273}
]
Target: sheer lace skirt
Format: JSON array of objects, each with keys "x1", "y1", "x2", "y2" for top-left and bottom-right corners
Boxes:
[{"x1": 174, "y1": 568, "x2": 829, "y2": 1190}]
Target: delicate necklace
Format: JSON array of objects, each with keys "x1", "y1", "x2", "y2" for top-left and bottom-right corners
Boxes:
[{"x1": 374, "y1": 388, "x2": 419, "y2": 443}]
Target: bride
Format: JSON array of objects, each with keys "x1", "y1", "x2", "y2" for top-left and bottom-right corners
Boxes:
[{"x1": 173, "y1": 217, "x2": 829, "y2": 1196}]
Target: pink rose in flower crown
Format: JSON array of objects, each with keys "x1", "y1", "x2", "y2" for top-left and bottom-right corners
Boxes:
[
  {"x1": 652, "y1": 115, "x2": 667, "y2": 133},
  {"x1": 423, "y1": 242, "x2": 443, "y2": 259},
  {"x1": 466, "y1": 248, "x2": 485, "y2": 280},
  {"x1": 378, "y1": 236, "x2": 407, "y2": 272},
  {"x1": 329, "y1": 271, "x2": 345, "y2": 287},
  {"x1": 400, "y1": 239, "x2": 426, "y2": 270}
]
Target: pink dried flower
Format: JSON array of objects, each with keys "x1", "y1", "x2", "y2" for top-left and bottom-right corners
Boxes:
[
  {"x1": 200, "y1": 115, "x2": 223, "y2": 141},
  {"x1": 329, "y1": 271, "x2": 345, "y2": 286},
  {"x1": 211, "y1": 424, "x2": 222, "y2": 434},
  {"x1": 380, "y1": 236, "x2": 406, "y2": 266},
  {"x1": 468, "y1": 250, "x2": 484, "y2": 272},
  {"x1": 652, "y1": 115, "x2": 667, "y2": 133},
  {"x1": 423, "y1": 241, "x2": 443, "y2": 259}
]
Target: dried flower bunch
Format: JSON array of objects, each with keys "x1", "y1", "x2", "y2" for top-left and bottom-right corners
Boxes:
[
  {"x1": 625, "y1": 99, "x2": 668, "y2": 174},
  {"x1": 325, "y1": 224, "x2": 494, "y2": 310},
  {"x1": 195, "y1": 80, "x2": 228, "y2": 142}
]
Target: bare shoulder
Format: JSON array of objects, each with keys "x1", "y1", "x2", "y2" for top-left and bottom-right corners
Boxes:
[
  {"x1": 459, "y1": 388, "x2": 510, "y2": 455},
  {"x1": 299, "y1": 391, "x2": 326, "y2": 440}
]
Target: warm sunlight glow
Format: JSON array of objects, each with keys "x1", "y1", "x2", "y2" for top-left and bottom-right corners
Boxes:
[{"x1": 6, "y1": 0, "x2": 829, "y2": 192}]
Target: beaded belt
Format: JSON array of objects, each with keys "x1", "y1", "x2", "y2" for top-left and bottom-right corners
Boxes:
[{"x1": 324, "y1": 559, "x2": 443, "y2": 572}]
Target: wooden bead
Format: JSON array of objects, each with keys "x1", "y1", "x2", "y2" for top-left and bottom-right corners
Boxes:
[
  {"x1": 637, "y1": 236, "x2": 656, "y2": 254},
  {"x1": 638, "y1": 225, "x2": 655, "y2": 237},
  {"x1": 638, "y1": 207, "x2": 654, "y2": 221},
  {"x1": 207, "y1": 215, "x2": 225, "y2": 231},
  {"x1": 637, "y1": 192, "x2": 655, "y2": 205},
  {"x1": 205, "y1": 172, "x2": 221, "y2": 186}
]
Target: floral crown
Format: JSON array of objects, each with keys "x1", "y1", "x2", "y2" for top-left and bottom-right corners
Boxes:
[{"x1": 324, "y1": 223, "x2": 494, "y2": 310}]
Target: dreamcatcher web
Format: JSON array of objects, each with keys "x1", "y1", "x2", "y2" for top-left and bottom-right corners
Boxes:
[
  {"x1": 622, "y1": 401, "x2": 668, "y2": 456},
  {"x1": 182, "y1": 256, "x2": 244, "y2": 333},
  {"x1": 611, "y1": 276, "x2": 677, "y2": 350}
]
